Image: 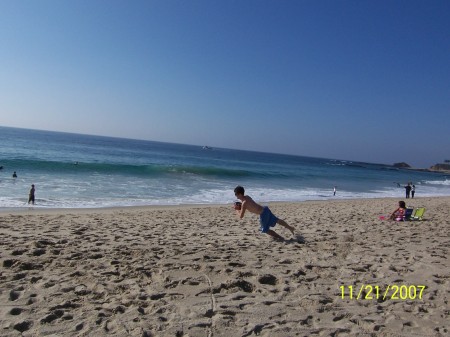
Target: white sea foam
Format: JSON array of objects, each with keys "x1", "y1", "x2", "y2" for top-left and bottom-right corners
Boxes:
[
  {"x1": 423, "y1": 179, "x2": 450, "y2": 186},
  {"x1": 2, "y1": 183, "x2": 450, "y2": 210}
]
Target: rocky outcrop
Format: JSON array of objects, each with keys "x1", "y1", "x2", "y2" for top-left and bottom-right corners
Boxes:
[
  {"x1": 430, "y1": 163, "x2": 450, "y2": 171},
  {"x1": 393, "y1": 162, "x2": 411, "y2": 168}
]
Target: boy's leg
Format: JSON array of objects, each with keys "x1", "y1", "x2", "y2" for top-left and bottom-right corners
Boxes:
[
  {"x1": 277, "y1": 219, "x2": 295, "y2": 236},
  {"x1": 267, "y1": 229, "x2": 285, "y2": 241}
]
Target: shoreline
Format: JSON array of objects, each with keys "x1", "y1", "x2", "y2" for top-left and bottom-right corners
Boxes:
[
  {"x1": 0, "y1": 195, "x2": 448, "y2": 215},
  {"x1": 1, "y1": 196, "x2": 449, "y2": 336}
]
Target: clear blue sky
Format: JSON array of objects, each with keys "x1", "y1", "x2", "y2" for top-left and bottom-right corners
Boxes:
[{"x1": 1, "y1": 0, "x2": 449, "y2": 167}]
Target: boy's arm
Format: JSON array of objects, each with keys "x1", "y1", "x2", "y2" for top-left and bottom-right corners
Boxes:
[{"x1": 235, "y1": 201, "x2": 247, "y2": 219}]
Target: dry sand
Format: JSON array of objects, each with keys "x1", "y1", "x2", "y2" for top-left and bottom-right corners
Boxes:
[{"x1": 0, "y1": 197, "x2": 449, "y2": 337}]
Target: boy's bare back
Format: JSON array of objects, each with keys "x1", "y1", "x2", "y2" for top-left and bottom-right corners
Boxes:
[{"x1": 241, "y1": 195, "x2": 264, "y2": 215}]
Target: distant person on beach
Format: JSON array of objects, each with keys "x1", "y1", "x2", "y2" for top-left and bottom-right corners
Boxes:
[
  {"x1": 389, "y1": 200, "x2": 406, "y2": 221},
  {"x1": 333, "y1": 186, "x2": 337, "y2": 196},
  {"x1": 233, "y1": 185, "x2": 295, "y2": 241},
  {"x1": 404, "y1": 183, "x2": 412, "y2": 198},
  {"x1": 13, "y1": 171, "x2": 17, "y2": 178},
  {"x1": 28, "y1": 184, "x2": 35, "y2": 205},
  {"x1": 411, "y1": 184, "x2": 416, "y2": 198}
]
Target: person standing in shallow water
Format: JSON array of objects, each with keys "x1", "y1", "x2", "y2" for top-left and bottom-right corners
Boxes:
[
  {"x1": 404, "y1": 183, "x2": 412, "y2": 198},
  {"x1": 411, "y1": 184, "x2": 416, "y2": 198},
  {"x1": 233, "y1": 185, "x2": 295, "y2": 241},
  {"x1": 28, "y1": 184, "x2": 35, "y2": 205}
]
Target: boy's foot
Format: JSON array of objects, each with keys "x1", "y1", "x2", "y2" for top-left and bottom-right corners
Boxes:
[
  {"x1": 270, "y1": 236, "x2": 284, "y2": 242},
  {"x1": 296, "y1": 235, "x2": 306, "y2": 244}
]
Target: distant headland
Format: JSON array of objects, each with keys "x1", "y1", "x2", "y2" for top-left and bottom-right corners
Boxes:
[{"x1": 393, "y1": 160, "x2": 450, "y2": 174}]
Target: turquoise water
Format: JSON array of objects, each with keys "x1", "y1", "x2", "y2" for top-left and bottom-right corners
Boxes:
[{"x1": 1, "y1": 126, "x2": 449, "y2": 209}]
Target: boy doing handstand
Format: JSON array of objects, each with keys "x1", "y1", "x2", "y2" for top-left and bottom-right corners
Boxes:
[{"x1": 234, "y1": 186, "x2": 295, "y2": 241}]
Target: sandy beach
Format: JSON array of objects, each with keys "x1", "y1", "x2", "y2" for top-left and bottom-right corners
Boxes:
[{"x1": 1, "y1": 197, "x2": 449, "y2": 337}]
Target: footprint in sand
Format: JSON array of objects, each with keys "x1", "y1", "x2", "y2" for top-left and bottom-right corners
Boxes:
[
  {"x1": 41, "y1": 309, "x2": 65, "y2": 323},
  {"x1": 9, "y1": 289, "x2": 22, "y2": 301},
  {"x1": 10, "y1": 307, "x2": 23, "y2": 315},
  {"x1": 258, "y1": 274, "x2": 278, "y2": 286},
  {"x1": 13, "y1": 320, "x2": 33, "y2": 333}
]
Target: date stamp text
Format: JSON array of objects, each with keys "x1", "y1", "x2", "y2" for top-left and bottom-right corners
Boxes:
[{"x1": 340, "y1": 284, "x2": 426, "y2": 300}]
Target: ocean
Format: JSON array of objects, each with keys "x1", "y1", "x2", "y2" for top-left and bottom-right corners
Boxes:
[{"x1": 1, "y1": 126, "x2": 449, "y2": 209}]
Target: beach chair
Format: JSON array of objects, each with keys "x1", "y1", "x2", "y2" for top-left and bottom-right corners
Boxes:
[
  {"x1": 379, "y1": 207, "x2": 414, "y2": 221},
  {"x1": 403, "y1": 208, "x2": 414, "y2": 221},
  {"x1": 410, "y1": 207, "x2": 425, "y2": 221}
]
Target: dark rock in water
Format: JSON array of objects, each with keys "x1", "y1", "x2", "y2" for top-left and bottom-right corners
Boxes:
[
  {"x1": 393, "y1": 162, "x2": 411, "y2": 168},
  {"x1": 428, "y1": 164, "x2": 450, "y2": 174},
  {"x1": 430, "y1": 163, "x2": 450, "y2": 171}
]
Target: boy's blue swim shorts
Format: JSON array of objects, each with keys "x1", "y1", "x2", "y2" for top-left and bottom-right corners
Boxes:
[{"x1": 259, "y1": 206, "x2": 278, "y2": 233}]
